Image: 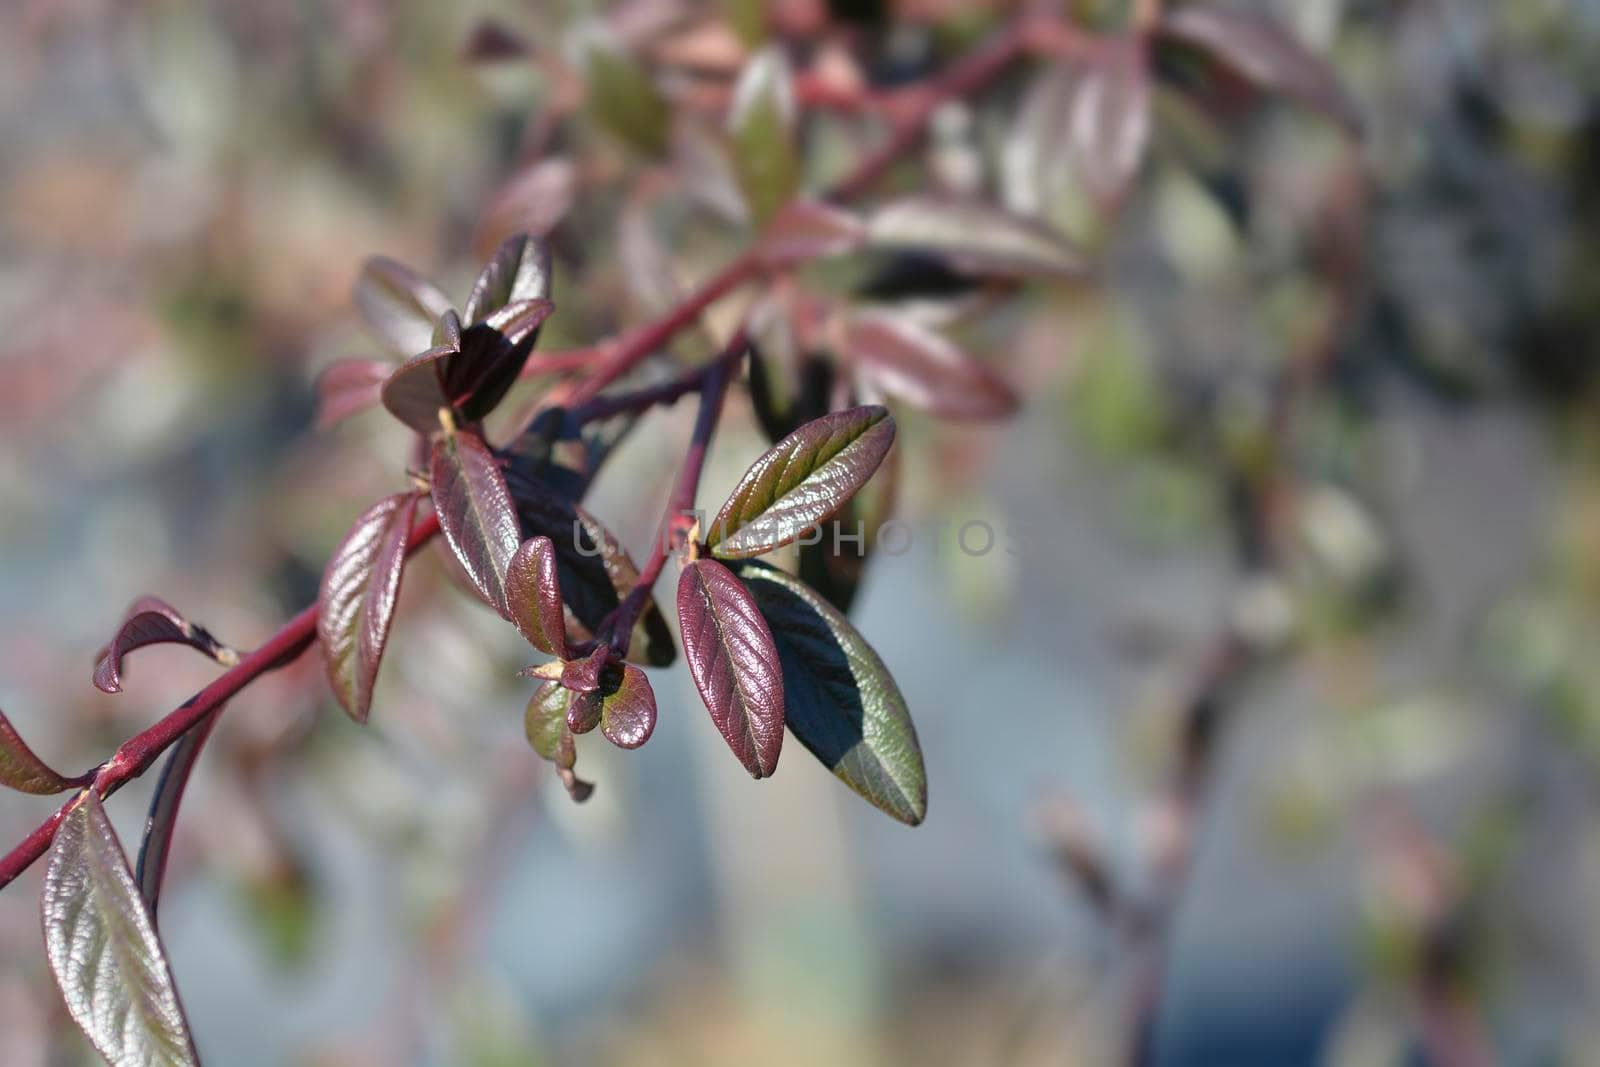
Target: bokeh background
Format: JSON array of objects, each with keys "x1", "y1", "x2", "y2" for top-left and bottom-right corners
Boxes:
[{"x1": 3, "y1": 0, "x2": 1600, "y2": 1064}]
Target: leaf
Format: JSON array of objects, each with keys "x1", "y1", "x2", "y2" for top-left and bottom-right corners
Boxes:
[
  {"x1": 472, "y1": 160, "x2": 578, "y2": 259},
  {"x1": 728, "y1": 47, "x2": 800, "y2": 227},
  {"x1": 596, "y1": 664, "x2": 656, "y2": 749},
  {"x1": 1159, "y1": 8, "x2": 1358, "y2": 130},
  {"x1": 865, "y1": 196, "x2": 1086, "y2": 279},
  {"x1": 450, "y1": 298, "x2": 555, "y2": 421},
  {"x1": 380, "y1": 343, "x2": 458, "y2": 435},
  {"x1": 505, "y1": 537, "x2": 568, "y2": 657},
  {"x1": 314, "y1": 359, "x2": 392, "y2": 428},
  {"x1": 43, "y1": 793, "x2": 199, "y2": 1067},
  {"x1": 1067, "y1": 36, "x2": 1152, "y2": 208},
  {"x1": 799, "y1": 442, "x2": 900, "y2": 613},
  {"x1": 708, "y1": 405, "x2": 896, "y2": 559},
  {"x1": 317, "y1": 492, "x2": 419, "y2": 723},
  {"x1": 762, "y1": 200, "x2": 867, "y2": 262},
  {"x1": 464, "y1": 233, "x2": 554, "y2": 325},
  {"x1": 677, "y1": 558, "x2": 785, "y2": 778},
  {"x1": 431, "y1": 431, "x2": 522, "y2": 615},
  {"x1": 94, "y1": 597, "x2": 231, "y2": 695},
  {"x1": 524, "y1": 684, "x2": 595, "y2": 802},
  {"x1": 355, "y1": 256, "x2": 453, "y2": 357},
  {"x1": 734, "y1": 562, "x2": 925, "y2": 824},
  {"x1": 584, "y1": 35, "x2": 671, "y2": 155},
  {"x1": 841, "y1": 310, "x2": 1019, "y2": 420},
  {"x1": 462, "y1": 18, "x2": 531, "y2": 64},
  {"x1": 135, "y1": 712, "x2": 219, "y2": 914},
  {"x1": 0, "y1": 709, "x2": 77, "y2": 795}
]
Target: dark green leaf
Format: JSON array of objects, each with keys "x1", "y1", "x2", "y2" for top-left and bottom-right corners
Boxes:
[
  {"x1": 865, "y1": 196, "x2": 1086, "y2": 278},
  {"x1": 728, "y1": 48, "x2": 800, "y2": 227},
  {"x1": 734, "y1": 561, "x2": 925, "y2": 824},
  {"x1": 43, "y1": 792, "x2": 199, "y2": 1067},
  {"x1": 677, "y1": 558, "x2": 785, "y2": 778},
  {"x1": 524, "y1": 683, "x2": 594, "y2": 802},
  {"x1": 464, "y1": 233, "x2": 554, "y2": 325},
  {"x1": 431, "y1": 430, "x2": 522, "y2": 615},
  {"x1": 0, "y1": 710, "x2": 77, "y2": 795},
  {"x1": 355, "y1": 256, "x2": 453, "y2": 357},
  {"x1": 93, "y1": 597, "x2": 231, "y2": 695},
  {"x1": 317, "y1": 492, "x2": 419, "y2": 723},
  {"x1": 709, "y1": 406, "x2": 896, "y2": 559},
  {"x1": 842, "y1": 310, "x2": 1019, "y2": 420},
  {"x1": 505, "y1": 536, "x2": 568, "y2": 657}
]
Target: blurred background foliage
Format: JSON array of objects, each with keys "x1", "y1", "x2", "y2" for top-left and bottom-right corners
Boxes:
[{"x1": 3, "y1": 0, "x2": 1600, "y2": 1064}]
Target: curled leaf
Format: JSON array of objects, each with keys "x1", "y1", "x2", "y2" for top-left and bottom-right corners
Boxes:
[
  {"x1": 314, "y1": 359, "x2": 392, "y2": 428},
  {"x1": 135, "y1": 711, "x2": 219, "y2": 914},
  {"x1": 355, "y1": 256, "x2": 453, "y2": 357},
  {"x1": 505, "y1": 536, "x2": 569, "y2": 657},
  {"x1": 94, "y1": 597, "x2": 231, "y2": 695},
  {"x1": 842, "y1": 310, "x2": 1019, "y2": 420},
  {"x1": 678, "y1": 558, "x2": 785, "y2": 778},
  {"x1": 709, "y1": 406, "x2": 896, "y2": 559},
  {"x1": 43, "y1": 792, "x2": 199, "y2": 1067},
  {"x1": 735, "y1": 562, "x2": 926, "y2": 825},
  {"x1": 865, "y1": 196, "x2": 1086, "y2": 279},
  {"x1": 431, "y1": 430, "x2": 522, "y2": 615},
  {"x1": 525, "y1": 683, "x2": 595, "y2": 802},
  {"x1": 317, "y1": 492, "x2": 419, "y2": 723},
  {"x1": 0, "y1": 710, "x2": 78, "y2": 795}
]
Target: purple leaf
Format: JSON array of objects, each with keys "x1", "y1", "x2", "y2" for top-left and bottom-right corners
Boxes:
[
  {"x1": 380, "y1": 343, "x2": 457, "y2": 435},
  {"x1": 505, "y1": 536, "x2": 568, "y2": 657},
  {"x1": 597, "y1": 664, "x2": 656, "y2": 750},
  {"x1": 524, "y1": 683, "x2": 595, "y2": 802},
  {"x1": 561, "y1": 645, "x2": 610, "y2": 698},
  {"x1": 472, "y1": 160, "x2": 576, "y2": 260},
  {"x1": 842, "y1": 310, "x2": 1020, "y2": 420},
  {"x1": 94, "y1": 597, "x2": 231, "y2": 695},
  {"x1": 317, "y1": 492, "x2": 419, "y2": 723},
  {"x1": 0, "y1": 709, "x2": 78, "y2": 795},
  {"x1": 43, "y1": 792, "x2": 200, "y2": 1066},
  {"x1": 464, "y1": 233, "x2": 554, "y2": 326},
  {"x1": 462, "y1": 18, "x2": 532, "y2": 64},
  {"x1": 865, "y1": 196, "x2": 1086, "y2": 279},
  {"x1": 677, "y1": 558, "x2": 785, "y2": 778},
  {"x1": 1068, "y1": 36, "x2": 1152, "y2": 208},
  {"x1": 314, "y1": 359, "x2": 392, "y2": 428},
  {"x1": 708, "y1": 405, "x2": 896, "y2": 559},
  {"x1": 355, "y1": 256, "x2": 453, "y2": 357},
  {"x1": 1159, "y1": 8, "x2": 1358, "y2": 130},
  {"x1": 762, "y1": 200, "x2": 867, "y2": 262},
  {"x1": 431, "y1": 431, "x2": 522, "y2": 615},
  {"x1": 450, "y1": 298, "x2": 555, "y2": 421},
  {"x1": 135, "y1": 710, "x2": 219, "y2": 914}
]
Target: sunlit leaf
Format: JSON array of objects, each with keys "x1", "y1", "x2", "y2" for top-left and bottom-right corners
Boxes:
[
  {"x1": 94, "y1": 597, "x2": 231, "y2": 695},
  {"x1": 524, "y1": 683, "x2": 594, "y2": 801},
  {"x1": 317, "y1": 492, "x2": 419, "y2": 723},
  {"x1": 355, "y1": 256, "x2": 453, "y2": 357},
  {"x1": 314, "y1": 359, "x2": 392, "y2": 429},
  {"x1": 1067, "y1": 36, "x2": 1152, "y2": 208},
  {"x1": 709, "y1": 406, "x2": 896, "y2": 559},
  {"x1": 584, "y1": 35, "x2": 671, "y2": 155},
  {"x1": 597, "y1": 664, "x2": 656, "y2": 749},
  {"x1": 735, "y1": 561, "x2": 925, "y2": 824},
  {"x1": 431, "y1": 430, "x2": 522, "y2": 615},
  {"x1": 464, "y1": 233, "x2": 554, "y2": 325},
  {"x1": 505, "y1": 536, "x2": 568, "y2": 657},
  {"x1": 728, "y1": 47, "x2": 800, "y2": 227},
  {"x1": 799, "y1": 442, "x2": 900, "y2": 613},
  {"x1": 842, "y1": 310, "x2": 1019, "y2": 419},
  {"x1": 0, "y1": 709, "x2": 77, "y2": 795},
  {"x1": 1159, "y1": 8, "x2": 1358, "y2": 129},
  {"x1": 43, "y1": 793, "x2": 199, "y2": 1067},
  {"x1": 865, "y1": 196, "x2": 1086, "y2": 278},
  {"x1": 677, "y1": 558, "x2": 785, "y2": 778}
]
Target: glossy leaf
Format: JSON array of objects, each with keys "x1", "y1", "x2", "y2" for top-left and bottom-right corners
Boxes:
[
  {"x1": 314, "y1": 359, "x2": 392, "y2": 428},
  {"x1": 94, "y1": 597, "x2": 231, "y2": 695},
  {"x1": 584, "y1": 36, "x2": 671, "y2": 155},
  {"x1": 524, "y1": 683, "x2": 594, "y2": 802},
  {"x1": 728, "y1": 47, "x2": 800, "y2": 227},
  {"x1": 596, "y1": 664, "x2": 656, "y2": 749},
  {"x1": 560, "y1": 645, "x2": 609, "y2": 697},
  {"x1": 43, "y1": 793, "x2": 199, "y2": 1067},
  {"x1": 450, "y1": 298, "x2": 555, "y2": 421},
  {"x1": 464, "y1": 233, "x2": 554, "y2": 325},
  {"x1": 735, "y1": 562, "x2": 925, "y2": 823},
  {"x1": 355, "y1": 256, "x2": 453, "y2": 357},
  {"x1": 1159, "y1": 8, "x2": 1358, "y2": 129},
  {"x1": 505, "y1": 536, "x2": 568, "y2": 657},
  {"x1": 865, "y1": 197, "x2": 1085, "y2": 279},
  {"x1": 135, "y1": 712, "x2": 219, "y2": 914},
  {"x1": 1068, "y1": 36, "x2": 1152, "y2": 208},
  {"x1": 431, "y1": 431, "x2": 522, "y2": 615},
  {"x1": 709, "y1": 405, "x2": 896, "y2": 559},
  {"x1": 677, "y1": 558, "x2": 785, "y2": 778},
  {"x1": 0, "y1": 709, "x2": 78, "y2": 795},
  {"x1": 842, "y1": 310, "x2": 1019, "y2": 420},
  {"x1": 317, "y1": 492, "x2": 419, "y2": 723}
]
